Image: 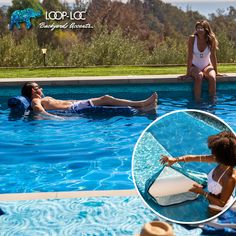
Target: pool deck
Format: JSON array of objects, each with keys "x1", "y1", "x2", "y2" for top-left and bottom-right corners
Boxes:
[
  {"x1": 0, "y1": 73, "x2": 236, "y2": 86},
  {"x1": 0, "y1": 190, "x2": 137, "y2": 201}
]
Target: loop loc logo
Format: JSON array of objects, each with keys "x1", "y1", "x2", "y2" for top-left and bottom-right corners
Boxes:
[
  {"x1": 45, "y1": 11, "x2": 86, "y2": 21},
  {"x1": 9, "y1": 6, "x2": 93, "y2": 31}
]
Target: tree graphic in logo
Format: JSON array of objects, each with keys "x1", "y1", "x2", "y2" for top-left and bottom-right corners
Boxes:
[{"x1": 9, "y1": 8, "x2": 42, "y2": 30}]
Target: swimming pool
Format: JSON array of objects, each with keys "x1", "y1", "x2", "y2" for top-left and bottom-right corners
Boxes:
[{"x1": 0, "y1": 82, "x2": 235, "y2": 193}]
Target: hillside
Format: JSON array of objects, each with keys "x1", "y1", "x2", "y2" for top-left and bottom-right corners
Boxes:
[{"x1": 0, "y1": 0, "x2": 235, "y2": 66}]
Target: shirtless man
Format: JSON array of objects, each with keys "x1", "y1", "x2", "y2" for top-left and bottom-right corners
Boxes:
[{"x1": 21, "y1": 82, "x2": 157, "y2": 118}]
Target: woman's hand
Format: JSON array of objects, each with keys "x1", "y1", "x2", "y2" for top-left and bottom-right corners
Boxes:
[
  {"x1": 189, "y1": 183, "x2": 204, "y2": 194},
  {"x1": 160, "y1": 155, "x2": 177, "y2": 166}
]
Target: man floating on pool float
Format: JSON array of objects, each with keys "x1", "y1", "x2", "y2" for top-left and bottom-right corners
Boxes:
[{"x1": 16, "y1": 82, "x2": 157, "y2": 118}]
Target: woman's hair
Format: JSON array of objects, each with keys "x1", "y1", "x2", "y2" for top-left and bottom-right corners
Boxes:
[
  {"x1": 208, "y1": 131, "x2": 236, "y2": 166},
  {"x1": 195, "y1": 20, "x2": 219, "y2": 50},
  {"x1": 21, "y1": 82, "x2": 36, "y2": 99}
]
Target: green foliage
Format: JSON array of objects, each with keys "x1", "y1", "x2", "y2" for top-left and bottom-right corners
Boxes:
[
  {"x1": 0, "y1": 34, "x2": 12, "y2": 66},
  {"x1": 146, "y1": 37, "x2": 186, "y2": 64},
  {"x1": 42, "y1": 0, "x2": 68, "y2": 11},
  {"x1": 0, "y1": 8, "x2": 8, "y2": 36},
  {"x1": 67, "y1": 42, "x2": 88, "y2": 66},
  {"x1": 87, "y1": 27, "x2": 147, "y2": 65},
  {"x1": 0, "y1": 33, "x2": 40, "y2": 66},
  {"x1": 143, "y1": 0, "x2": 203, "y2": 39},
  {"x1": 55, "y1": 31, "x2": 79, "y2": 57},
  {"x1": 45, "y1": 47, "x2": 65, "y2": 66},
  {"x1": 0, "y1": 32, "x2": 64, "y2": 67},
  {"x1": 1, "y1": 0, "x2": 236, "y2": 67},
  {"x1": 217, "y1": 31, "x2": 236, "y2": 63},
  {"x1": 68, "y1": 26, "x2": 148, "y2": 66}
]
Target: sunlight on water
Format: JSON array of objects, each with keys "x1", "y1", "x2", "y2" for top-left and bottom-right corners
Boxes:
[{"x1": 0, "y1": 83, "x2": 235, "y2": 193}]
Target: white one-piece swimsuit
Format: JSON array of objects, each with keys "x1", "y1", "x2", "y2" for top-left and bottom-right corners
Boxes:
[
  {"x1": 192, "y1": 35, "x2": 211, "y2": 71},
  {"x1": 207, "y1": 167, "x2": 234, "y2": 211}
]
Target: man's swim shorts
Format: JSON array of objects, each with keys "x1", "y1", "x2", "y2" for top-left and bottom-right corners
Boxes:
[{"x1": 69, "y1": 100, "x2": 94, "y2": 112}]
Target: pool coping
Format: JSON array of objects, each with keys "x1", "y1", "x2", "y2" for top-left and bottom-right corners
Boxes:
[
  {"x1": 0, "y1": 73, "x2": 236, "y2": 86},
  {"x1": 0, "y1": 190, "x2": 137, "y2": 201}
]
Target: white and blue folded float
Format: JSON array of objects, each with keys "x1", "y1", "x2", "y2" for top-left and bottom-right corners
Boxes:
[
  {"x1": 146, "y1": 164, "x2": 207, "y2": 206},
  {"x1": 7, "y1": 96, "x2": 139, "y2": 118}
]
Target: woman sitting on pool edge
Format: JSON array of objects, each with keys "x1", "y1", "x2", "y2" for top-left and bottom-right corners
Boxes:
[
  {"x1": 21, "y1": 82, "x2": 158, "y2": 118},
  {"x1": 160, "y1": 131, "x2": 236, "y2": 216},
  {"x1": 180, "y1": 20, "x2": 221, "y2": 102}
]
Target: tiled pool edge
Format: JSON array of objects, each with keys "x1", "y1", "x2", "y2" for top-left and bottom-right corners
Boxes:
[
  {"x1": 0, "y1": 73, "x2": 236, "y2": 86},
  {"x1": 0, "y1": 189, "x2": 137, "y2": 201}
]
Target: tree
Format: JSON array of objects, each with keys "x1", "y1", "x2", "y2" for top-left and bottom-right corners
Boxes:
[
  {"x1": 42, "y1": 0, "x2": 67, "y2": 11},
  {"x1": 0, "y1": 8, "x2": 8, "y2": 37}
]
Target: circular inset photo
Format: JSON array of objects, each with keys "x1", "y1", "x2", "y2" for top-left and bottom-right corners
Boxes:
[{"x1": 132, "y1": 109, "x2": 236, "y2": 224}]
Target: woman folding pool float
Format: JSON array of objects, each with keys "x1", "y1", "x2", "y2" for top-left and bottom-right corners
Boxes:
[
  {"x1": 133, "y1": 111, "x2": 236, "y2": 222},
  {"x1": 8, "y1": 95, "x2": 139, "y2": 117},
  {"x1": 160, "y1": 131, "x2": 236, "y2": 214}
]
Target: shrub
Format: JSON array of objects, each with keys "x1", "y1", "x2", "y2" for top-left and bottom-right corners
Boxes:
[
  {"x1": 146, "y1": 37, "x2": 186, "y2": 64},
  {"x1": 217, "y1": 31, "x2": 236, "y2": 63},
  {"x1": 0, "y1": 33, "x2": 41, "y2": 67},
  {"x1": 0, "y1": 32, "x2": 65, "y2": 67},
  {"x1": 68, "y1": 25, "x2": 148, "y2": 66}
]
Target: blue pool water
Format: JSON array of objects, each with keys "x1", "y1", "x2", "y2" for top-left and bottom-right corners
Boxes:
[
  {"x1": 133, "y1": 111, "x2": 232, "y2": 222},
  {"x1": 0, "y1": 83, "x2": 236, "y2": 193}
]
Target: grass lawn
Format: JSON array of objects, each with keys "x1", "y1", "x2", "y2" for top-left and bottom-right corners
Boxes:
[{"x1": 0, "y1": 64, "x2": 235, "y2": 78}]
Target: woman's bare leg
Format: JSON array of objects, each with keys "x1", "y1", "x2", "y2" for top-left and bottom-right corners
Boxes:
[
  {"x1": 203, "y1": 65, "x2": 216, "y2": 101},
  {"x1": 91, "y1": 93, "x2": 158, "y2": 109},
  {"x1": 190, "y1": 66, "x2": 204, "y2": 102}
]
